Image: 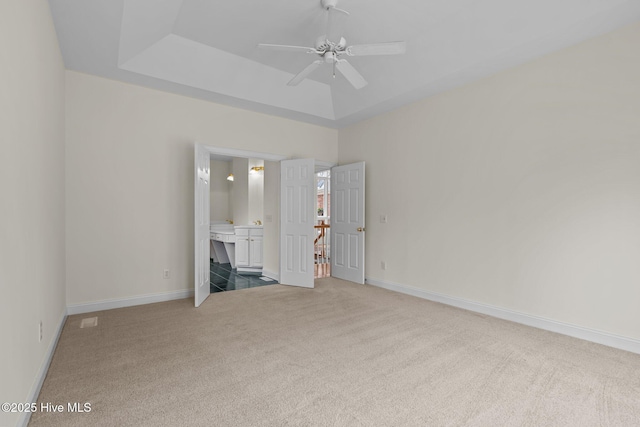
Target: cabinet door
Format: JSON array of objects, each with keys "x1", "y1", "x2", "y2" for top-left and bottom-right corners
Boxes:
[
  {"x1": 250, "y1": 235, "x2": 263, "y2": 268},
  {"x1": 235, "y1": 235, "x2": 250, "y2": 267}
]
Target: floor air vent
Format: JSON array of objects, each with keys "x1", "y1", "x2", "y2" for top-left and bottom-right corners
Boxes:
[{"x1": 80, "y1": 317, "x2": 98, "y2": 328}]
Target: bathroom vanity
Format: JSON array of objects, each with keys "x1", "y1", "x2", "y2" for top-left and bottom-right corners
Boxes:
[
  {"x1": 210, "y1": 223, "x2": 236, "y2": 266},
  {"x1": 234, "y1": 226, "x2": 263, "y2": 274},
  {"x1": 209, "y1": 223, "x2": 263, "y2": 274}
]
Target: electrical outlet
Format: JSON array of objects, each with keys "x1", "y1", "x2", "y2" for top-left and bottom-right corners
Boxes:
[
  {"x1": 163, "y1": 269, "x2": 170, "y2": 279},
  {"x1": 39, "y1": 321, "x2": 43, "y2": 342},
  {"x1": 380, "y1": 214, "x2": 388, "y2": 223},
  {"x1": 381, "y1": 261, "x2": 387, "y2": 270}
]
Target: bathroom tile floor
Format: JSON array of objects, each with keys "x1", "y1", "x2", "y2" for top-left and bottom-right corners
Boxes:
[{"x1": 210, "y1": 261, "x2": 278, "y2": 293}]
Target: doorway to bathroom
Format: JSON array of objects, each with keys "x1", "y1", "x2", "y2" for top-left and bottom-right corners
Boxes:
[
  {"x1": 209, "y1": 156, "x2": 279, "y2": 293},
  {"x1": 195, "y1": 144, "x2": 365, "y2": 307}
]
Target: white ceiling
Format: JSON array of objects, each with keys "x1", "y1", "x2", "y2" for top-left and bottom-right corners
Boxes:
[{"x1": 49, "y1": 0, "x2": 640, "y2": 128}]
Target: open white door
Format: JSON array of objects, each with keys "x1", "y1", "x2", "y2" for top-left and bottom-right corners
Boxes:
[
  {"x1": 280, "y1": 159, "x2": 315, "y2": 288},
  {"x1": 331, "y1": 162, "x2": 365, "y2": 284},
  {"x1": 194, "y1": 144, "x2": 211, "y2": 307}
]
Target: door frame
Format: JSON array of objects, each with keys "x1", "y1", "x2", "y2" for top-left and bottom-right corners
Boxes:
[{"x1": 194, "y1": 143, "x2": 335, "y2": 296}]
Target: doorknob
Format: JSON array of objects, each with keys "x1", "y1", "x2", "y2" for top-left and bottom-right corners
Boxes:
[{"x1": 357, "y1": 227, "x2": 366, "y2": 232}]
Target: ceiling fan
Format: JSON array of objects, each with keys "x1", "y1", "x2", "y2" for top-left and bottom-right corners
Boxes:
[{"x1": 257, "y1": 0, "x2": 406, "y2": 90}]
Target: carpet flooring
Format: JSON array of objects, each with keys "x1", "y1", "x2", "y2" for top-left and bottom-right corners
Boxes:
[{"x1": 30, "y1": 278, "x2": 640, "y2": 426}]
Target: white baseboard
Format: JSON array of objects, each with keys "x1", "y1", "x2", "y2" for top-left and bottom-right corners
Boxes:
[
  {"x1": 67, "y1": 289, "x2": 194, "y2": 315},
  {"x1": 262, "y1": 270, "x2": 280, "y2": 282},
  {"x1": 366, "y1": 277, "x2": 640, "y2": 355},
  {"x1": 19, "y1": 308, "x2": 67, "y2": 427}
]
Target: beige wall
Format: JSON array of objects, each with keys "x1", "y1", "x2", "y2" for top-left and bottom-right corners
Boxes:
[
  {"x1": 0, "y1": 1, "x2": 66, "y2": 425},
  {"x1": 339, "y1": 22, "x2": 640, "y2": 341},
  {"x1": 65, "y1": 71, "x2": 338, "y2": 305}
]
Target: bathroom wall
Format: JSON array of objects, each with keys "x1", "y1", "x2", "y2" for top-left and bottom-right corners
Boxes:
[
  {"x1": 230, "y1": 158, "x2": 264, "y2": 226},
  {"x1": 231, "y1": 158, "x2": 249, "y2": 226},
  {"x1": 210, "y1": 159, "x2": 231, "y2": 222},
  {"x1": 263, "y1": 161, "x2": 280, "y2": 278},
  {"x1": 248, "y1": 159, "x2": 264, "y2": 224}
]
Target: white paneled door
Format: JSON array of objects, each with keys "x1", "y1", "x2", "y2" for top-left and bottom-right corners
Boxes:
[
  {"x1": 280, "y1": 159, "x2": 315, "y2": 288},
  {"x1": 331, "y1": 162, "x2": 365, "y2": 284},
  {"x1": 194, "y1": 144, "x2": 211, "y2": 307}
]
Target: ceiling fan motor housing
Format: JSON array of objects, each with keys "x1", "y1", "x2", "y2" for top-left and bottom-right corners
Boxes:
[
  {"x1": 316, "y1": 36, "x2": 330, "y2": 51},
  {"x1": 315, "y1": 36, "x2": 347, "y2": 52},
  {"x1": 321, "y1": 0, "x2": 339, "y2": 10}
]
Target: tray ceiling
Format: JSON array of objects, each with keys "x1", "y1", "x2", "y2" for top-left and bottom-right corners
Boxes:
[{"x1": 49, "y1": 0, "x2": 640, "y2": 128}]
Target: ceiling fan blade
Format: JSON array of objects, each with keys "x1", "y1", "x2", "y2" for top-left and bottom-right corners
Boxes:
[
  {"x1": 346, "y1": 41, "x2": 406, "y2": 57},
  {"x1": 257, "y1": 43, "x2": 317, "y2": 54},
  {"x1": 288, "y1": 60, "x2": 323, "y2": 86},
  {"x1": 335, "y1": 59, "x2": 367, "y2": 89}
]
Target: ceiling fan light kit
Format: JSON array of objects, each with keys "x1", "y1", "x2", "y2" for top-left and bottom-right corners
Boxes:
[{"x1": 257, "y1": 0, "x2": 406, "y2": 90}]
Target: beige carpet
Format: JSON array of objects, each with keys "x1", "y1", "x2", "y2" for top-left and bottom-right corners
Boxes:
[{"x1": 30, "y1": 278, "x2": 640, "y2": 426}]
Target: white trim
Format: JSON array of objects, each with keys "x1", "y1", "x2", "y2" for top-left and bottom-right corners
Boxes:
[
  {"x1": 67, "y1": 289, "x2": 194, "y2": 315},
  {"x1": 366, "y1": 277, "x2": 640, "y2": 355},
  {"x1": 199, "y1": 144, "x2": 288, "y2": 163},
  {"x1": 19, "y1": 309, "x2": 67, "y2": 427},
  {"x1": 315, "y1": 160, "x2": 336, "y2": 172},
  {"x1": 262, "y1": 269, "x2": 280, "y2": 282}
]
